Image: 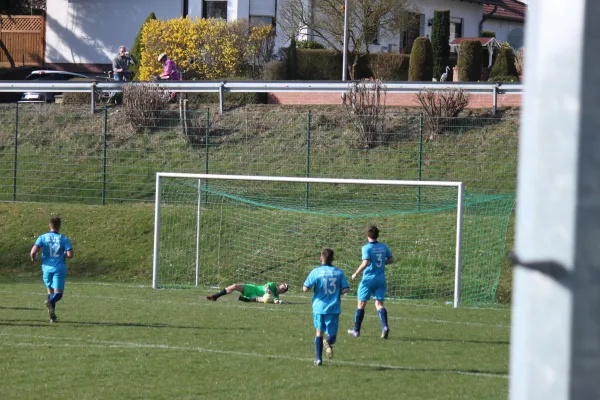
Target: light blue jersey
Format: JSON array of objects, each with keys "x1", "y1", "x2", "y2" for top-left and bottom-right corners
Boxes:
[
  {"x1": 360, "y1": 241, "x2": 392, "y2": 282},
  {"x1": 304, "y1": 264, "x2": 350, "y2": 315},
  {"x1": 35, "y1": 232, "x2": 72, "y2": 271}
]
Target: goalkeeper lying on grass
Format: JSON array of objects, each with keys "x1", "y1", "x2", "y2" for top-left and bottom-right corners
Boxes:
[{"x1": 206, "y1": 281, "x2": 288, "y2": 304}]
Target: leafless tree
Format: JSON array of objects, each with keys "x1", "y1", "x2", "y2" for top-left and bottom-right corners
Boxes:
[{"x1": 278, "y1": 0, "x2": 418, "y2": 79}]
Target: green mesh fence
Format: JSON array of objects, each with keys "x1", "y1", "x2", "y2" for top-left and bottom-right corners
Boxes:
[
  {"x1": 0, "y1": 104, "x2": 518, "y2": 204},
  {"x1": 157, "y1": 178, "x2": 515, "y2": 303}
]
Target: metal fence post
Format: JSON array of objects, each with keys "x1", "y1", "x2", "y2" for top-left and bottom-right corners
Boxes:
[
  {"x1": 101, "y1": 106, "x2": 108, "y2": 205},
  {"x1": 417, "y1": 113, "x2": 424, "y2": 211},
  {"x1": 305, "y1": 110, "x2": 312, "y2": 209},
  {"x1": 90, "y1": 83, "x2": 96, "y2": 114},
  {"x1": 205, "y1": 109, "x2": 210, "y2": 175},
  {"x1": 219, "y1": 82, "x2": 224, "y2": 115},
  {"x1": 493, "y1": 85, "x2": 498, "y2": 115},
  {"x1": 12, "y1": 102, "x2": 19, "y2": 202}
]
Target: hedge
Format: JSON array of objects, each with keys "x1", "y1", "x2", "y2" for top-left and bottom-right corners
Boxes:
[
  {"x1": 489, "y1": 47, "x2": 518, "y2": 81},
  {"x1": 408, "y1": 37, "x2": 433, "y2": 81},
  {"x1": 294, "y1": 49, "x2": 410, "y2": 80},
  {"x1": 431, "y1": 10, "x2": 450, "y2": 81},
  {"x1": 457, "y1": 40, "x2": 483, "y2": 81}
]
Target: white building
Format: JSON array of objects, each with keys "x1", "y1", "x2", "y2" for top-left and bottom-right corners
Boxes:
[
  {"x1": 45, "y1": 0, "x2": 277, "y2": 72},
  {"x1": 44, "y1": 0, "x2": 525, "y2": 72},
  {"x1": 482, "y1": 0, "x2": 526, "y2": 49}
]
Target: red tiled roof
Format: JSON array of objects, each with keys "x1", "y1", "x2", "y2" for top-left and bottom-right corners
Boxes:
[{"x1": 483, "y1": 0, "x2": 526, "y2": 22}]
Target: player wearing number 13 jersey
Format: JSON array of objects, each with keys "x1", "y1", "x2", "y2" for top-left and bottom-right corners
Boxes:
[
  {"x1": 303, "y1": 248, "x2": 350, "y2": 366},
  {"x1": 348, "y1": 225, "x2": 394, "y2": 339}
]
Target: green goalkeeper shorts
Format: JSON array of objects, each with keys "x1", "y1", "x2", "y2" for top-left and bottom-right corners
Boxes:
[{"x1": 241, "y1": 284, "x2": 265, "y2": 300}]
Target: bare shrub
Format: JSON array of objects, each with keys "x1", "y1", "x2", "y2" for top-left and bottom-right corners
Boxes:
[
  {"x1": 415, "y1": 88, "x2": 469, "y2": 138},
  {"x1": 514, "y1": 48, "x2": 524, "y2": 76},
  {"x1": 123, "y1": 83, "x2": 171, "y2": 130},
  {"x1": 369, "y1": 52, "x2": 406, "y2": 81},
  {"x1": 344, "y1": 79, "x2": 387, "y2": 148}
]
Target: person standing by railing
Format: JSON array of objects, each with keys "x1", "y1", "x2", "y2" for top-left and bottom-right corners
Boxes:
[
  {"x1": 113, "y1": 46, "x2": 136, "y2": 81},
  {"x1": 110, "y1": 46, "x2": 136, "y2": 103}
]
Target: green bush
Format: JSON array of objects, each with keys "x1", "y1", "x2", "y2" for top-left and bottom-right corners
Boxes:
[
  {"x1": 365, "y1": 53, "x2": 410, "y2": 81},
  {"x1": 488, "y1": 75, "x2": 520, "y2": 83},
  {"x1": 296, "y1": 40, "x2": 325, "y2": 49},
  {"x1": 287, "y1": 38, "x2": 298, "y2": 79},
  {"x1": 489, "y1": 47, "x2": 518, "y2": 81},
  {"x1": 263, "y1": 61, "x2": 288, "y2": 80},
  {"x1": 480, "y1": 31, "x2": 496, "y2": 38},
  {"x1": 296, "y1": 49, "x2": 343, "y2": 80},
  {"x1": 431, "y1": 10, "x2": 450, "y2": 81},
  {"x1": 457, "y1": 40, "x2": 483, "y2": 81},
  {"x1": 62, "y1": 78, "x2": 101, "y2": 105},
  {"x1": 129, "y1": 12, "x2": 156, "y2": 81},
  {"x1": 408, "y1": 37, "x2": 433, "y2": 81}
]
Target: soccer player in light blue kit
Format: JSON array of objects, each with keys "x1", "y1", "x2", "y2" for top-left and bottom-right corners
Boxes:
[
  {"x1": 348, "y1": 225, "x2": 394, "y2": 339},
  {"x1": 30, "y1": 216, "x2": 74, "y2": 323},
  {"x1": 303, "y1": 248, "x2": 350, "y2": 366}
]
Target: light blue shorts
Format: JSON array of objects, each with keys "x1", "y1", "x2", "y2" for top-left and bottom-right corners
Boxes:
[
  {"x1": 357, "y1": 278, "x2": 386, "y2": 302},
  {"x1": 313, "y1": 314, "x2": 340, "y2": 336},
  {"x1": 42, "y1": 267, "x2": 66, "y2": 291}
]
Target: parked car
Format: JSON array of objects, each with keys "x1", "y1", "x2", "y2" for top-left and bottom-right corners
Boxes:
[{"x1": 20, "y1": 70, "x2": 89, "y2": 103}]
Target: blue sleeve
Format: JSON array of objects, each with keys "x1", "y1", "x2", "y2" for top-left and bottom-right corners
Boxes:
[
  {"x1": 361, "y1": 245, "x2": 369, "y2": 261},
  {"x1": 340, "y1": 272, "x2": 350, "y2": 289},
  {"x1": 303, "y1": 270, "x2": 315, "y2": 288},
  {"x1": 34, "y1": 235, "x2": 44, "y2": 247},
  {"x1": 63, "y1": 236, "x2": 73, "y2": 251},
  {"x1": 386, "y1": 245, "x2": 392, "y2": 258}
]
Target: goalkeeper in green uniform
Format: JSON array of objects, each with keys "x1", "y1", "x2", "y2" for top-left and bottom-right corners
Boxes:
[{"x1": 206, "y1": 281, "x2": 288, "y2": 304}]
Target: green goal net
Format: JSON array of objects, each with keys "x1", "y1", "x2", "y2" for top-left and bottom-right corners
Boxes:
[{"x1": 153, "y1": 174, "x2": 514, "y2": 304}]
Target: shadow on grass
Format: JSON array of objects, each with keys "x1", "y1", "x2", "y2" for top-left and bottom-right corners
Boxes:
[
  {"x1": 1, "y1": 319, "x2": 251, "y2": 331},
  {"x1": 399, "y1": 336, "x2": 509, "y2": 345},
  {"x1": 333, "y1": 362, "x2": 508, "y2": 377},
  {"x1": 0, "y1": 306, "x2": 40, "y2": 311}
]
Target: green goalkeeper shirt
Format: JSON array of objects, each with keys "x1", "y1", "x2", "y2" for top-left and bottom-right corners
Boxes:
[{"x1": 241, "y1": 282, "x2": 279, "y2": 300}]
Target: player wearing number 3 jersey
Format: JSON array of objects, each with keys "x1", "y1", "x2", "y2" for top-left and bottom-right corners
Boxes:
[
  {"x1": 348, "y1": 225, "x2": 394, "y2": 339},
  {"x1": 303, "y1": 248, "x2": 350, "y2": 366}
]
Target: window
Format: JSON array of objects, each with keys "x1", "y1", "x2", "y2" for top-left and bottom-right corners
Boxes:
[
  {"x1": 450, "y1": 17, "x2": 463, "y2": 42},
  {"x1": 203, "y1": 0, "x2": 227, "y2": 20},
  {"x1": 250, "y1": 16, "x2": 274, "y2": 27}
]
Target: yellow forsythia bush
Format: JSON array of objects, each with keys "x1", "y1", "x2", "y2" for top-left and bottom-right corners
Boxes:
[{"x1": 139, "y1": 17, "x2": 274, "y2": 81}]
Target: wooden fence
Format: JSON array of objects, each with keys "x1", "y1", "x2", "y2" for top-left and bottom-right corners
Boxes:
[{"x1": 0, "y1": 14, "x2": 45, "y2": 67}]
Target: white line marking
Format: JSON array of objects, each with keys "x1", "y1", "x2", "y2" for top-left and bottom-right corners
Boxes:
[{"x1": 0, "y1": 334, "x2": 507, "y2": 379}]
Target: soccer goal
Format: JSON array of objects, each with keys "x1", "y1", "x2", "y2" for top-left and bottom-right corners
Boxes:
[{"x1": 152, "y1": 173, "x2": 515, "y2": 307}]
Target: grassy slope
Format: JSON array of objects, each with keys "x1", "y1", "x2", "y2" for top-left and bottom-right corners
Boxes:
[{"x1": 0, "y1": 104, "x2": 519, "y2": 302}]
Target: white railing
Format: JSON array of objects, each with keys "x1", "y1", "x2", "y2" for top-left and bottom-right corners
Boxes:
[{"x1": 0, "y1": 80, "x2": 523, "y2": 113}]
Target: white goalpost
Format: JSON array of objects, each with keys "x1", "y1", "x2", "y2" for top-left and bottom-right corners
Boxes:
[{"x1": 152, "y1": 173, "x2": 471, "y2": 307}]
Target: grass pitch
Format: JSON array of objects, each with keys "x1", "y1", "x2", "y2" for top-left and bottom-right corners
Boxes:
[{"x1": 1, "y1": 279, "x2": 510, "y2": 400}]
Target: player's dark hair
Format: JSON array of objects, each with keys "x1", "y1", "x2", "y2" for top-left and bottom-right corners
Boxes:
[
  {"x1": 321, "y1": 248, "x2": 334, "y2": 265},
  {"x1": 279, "y1": 282, "x2": 289, "y2": 293},
  {"x1": 367, "y1": 225, "x2": 379, "y2": 239},
  {"x1": 49, "y1": 216, "x2": 61, "y2": 231}
]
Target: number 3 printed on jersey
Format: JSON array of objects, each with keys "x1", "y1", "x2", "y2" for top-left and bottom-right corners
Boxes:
[{"x1": 375, "y1": 253, "x2": 384, "y2": 268}]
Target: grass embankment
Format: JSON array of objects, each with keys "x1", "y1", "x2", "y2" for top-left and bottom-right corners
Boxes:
[{"x1": 0, "y1": 104, "x2": 519, "y2": 302}]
